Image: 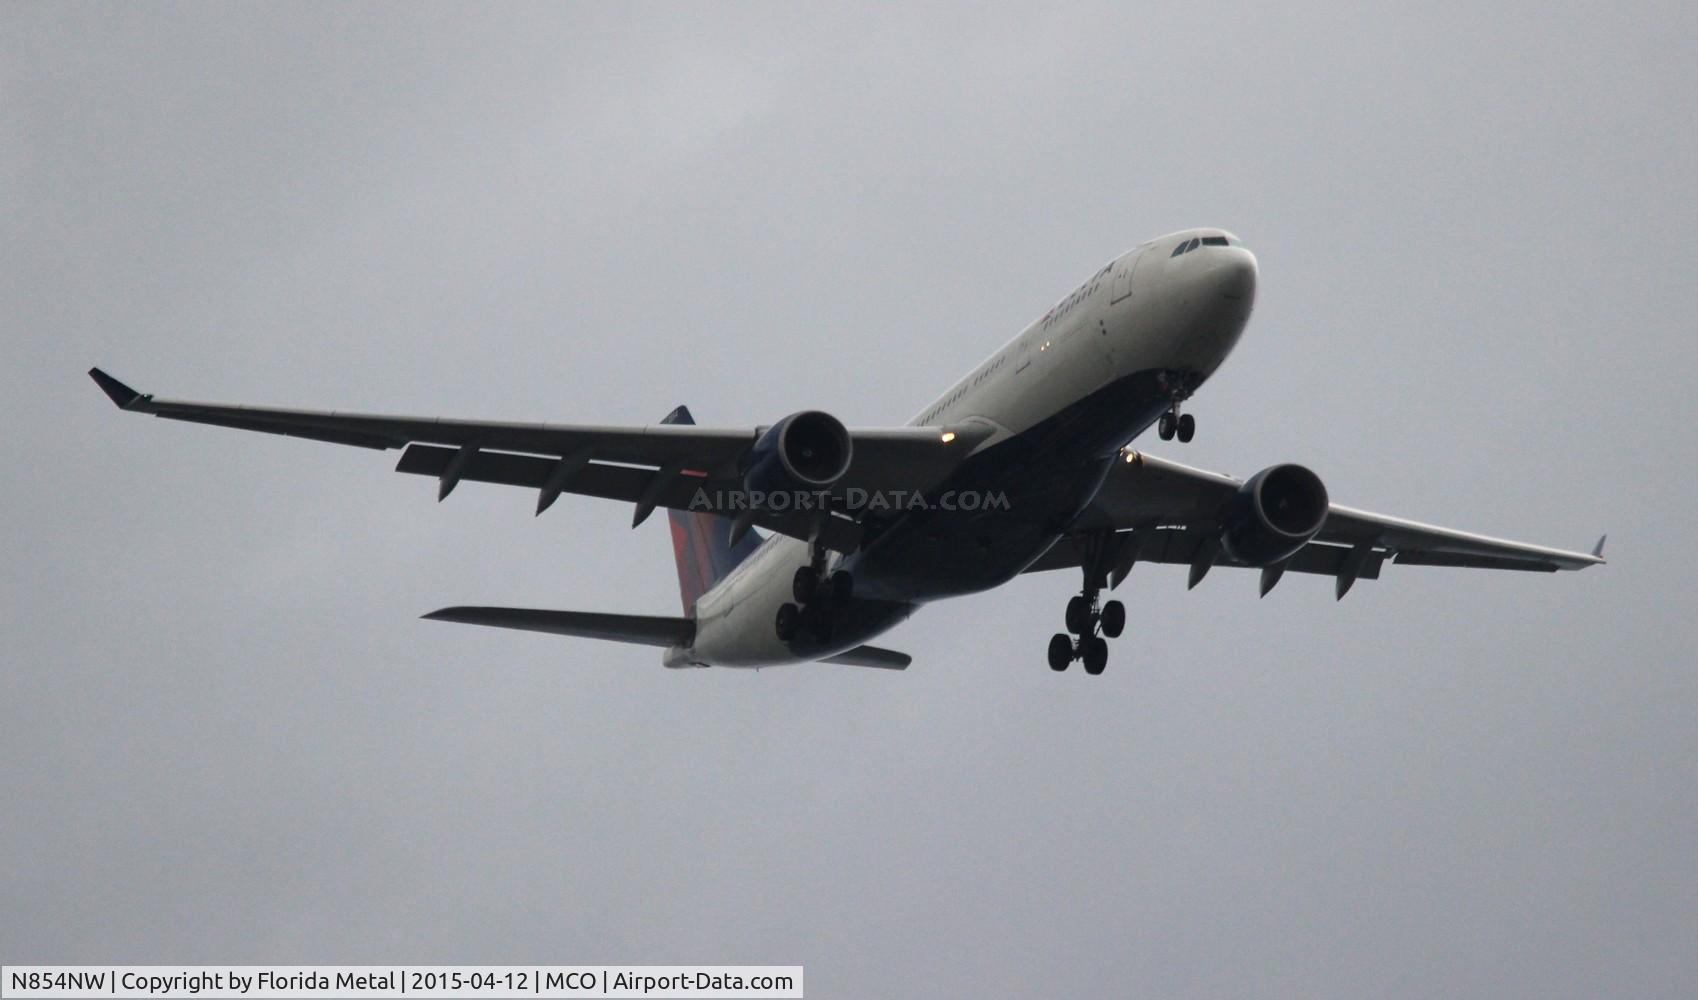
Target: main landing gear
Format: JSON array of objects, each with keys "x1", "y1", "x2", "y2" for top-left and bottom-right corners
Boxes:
[
  {"x1": 1048, "y1": 531, "x2": 1128, "y2": 675},
  {"x1": 775, "y1": 526, "x2": 852, "y2": 644},
  {"x1": 1045, "y1": 526, "x2": 1127, "y2": 675},
  {"x1": 1049, "y1": 590, "x2": 1125, "y2": 676}
]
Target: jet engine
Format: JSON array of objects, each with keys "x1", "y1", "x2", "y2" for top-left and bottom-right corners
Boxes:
[
  {"x1": 742, "y1": 410, "x2": 854, "y2": 496},
  {"x1": 1219, "y1": 463, "x2": 1330, "y2": 566}
]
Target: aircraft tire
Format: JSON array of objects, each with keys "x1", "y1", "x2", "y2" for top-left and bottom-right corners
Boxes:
[
  {"x1": 1064, "y1": 594, "x2": 1091, "y2": 635},
  {"x1": 1082, "y1": 636, "x2": 1109, "y2": 675},
  {"x1": 775, "y1": 603, "x2": 800, "y2": 642},
  {"x1": 805, "y1": 606, "x2": 834, "y2": 643},
  {"x1": 792, "y1": 565, "x2": 819, "y2": 605},
  {"x1": 1048, "y1": 633, "x2": 1073, "y2": 671},
  {"x1": 1100, "y1": 600, "x2": 1126, "y2": 638}
]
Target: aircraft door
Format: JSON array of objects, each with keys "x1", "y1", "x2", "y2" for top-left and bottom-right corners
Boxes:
[{"x1": 1109, "y1": 248, "x2": 1144, "y2": 304}]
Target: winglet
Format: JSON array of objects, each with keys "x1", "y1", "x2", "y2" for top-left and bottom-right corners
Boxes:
[
  {"x1": 88, "y1": 368, "x2": 145, "y2": 409},
  {"x1": 1591, "y1": 534, "x2": 1607, "y2": 560}
]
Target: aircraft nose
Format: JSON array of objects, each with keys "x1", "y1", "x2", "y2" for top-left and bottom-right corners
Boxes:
[{"x1": 1214, "y1": 247, "x2": 1257, "y2": 303}]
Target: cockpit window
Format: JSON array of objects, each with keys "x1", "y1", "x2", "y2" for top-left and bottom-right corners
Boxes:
[{"x1": 1173, "y1": 235, "x2": 1231, "y2": 257}]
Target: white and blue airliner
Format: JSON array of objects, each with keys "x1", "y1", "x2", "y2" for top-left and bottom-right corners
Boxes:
[{"x1": 91, "y1": 229, "x2": 1604, "y2": 675}]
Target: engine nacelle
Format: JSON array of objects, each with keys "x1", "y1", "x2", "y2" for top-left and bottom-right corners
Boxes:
[
  {"x1": 742, "y1": 410, "x2": 854, "y2": 496},
  {"x1": 1219, "y1": 464, "x2": 1330, "y2": 567}
]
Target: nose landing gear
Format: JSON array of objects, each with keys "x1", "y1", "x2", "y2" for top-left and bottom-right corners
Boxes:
[
  {"x1": 1157, "y1": 407, "x2": 1195, "y2": 443},
  {"x1": 1156, "y1": 370, "x2": 1198, "y2": 443}
]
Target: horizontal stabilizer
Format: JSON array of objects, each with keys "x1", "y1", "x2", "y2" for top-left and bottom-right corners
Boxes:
[
  {"x1": 422, "y1": 606, "x2": 694, "y2": 647},
  {"x1": 820, "y1": 645, "x2": 912, "y2": 670}
]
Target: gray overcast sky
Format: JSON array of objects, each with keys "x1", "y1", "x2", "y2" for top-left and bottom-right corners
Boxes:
[{"x1": 4, "y1": 4, "x2": 1695, "y2": 997}]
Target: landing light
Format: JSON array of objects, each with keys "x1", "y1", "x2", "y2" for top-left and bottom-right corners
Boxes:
[{"x1": 941, "y1": 431, "x2": 956, "y2": 443}]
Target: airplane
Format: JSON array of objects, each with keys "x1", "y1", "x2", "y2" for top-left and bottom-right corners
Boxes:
[{"x1": 88, "y1": 228, "x2": 1604, "y2": 675}]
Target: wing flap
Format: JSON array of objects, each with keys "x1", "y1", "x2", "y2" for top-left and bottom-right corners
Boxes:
[
  {"x1": 1026, "y1": 528, "x2": 1386, "y2": 580},
  {"x1": 395, "y1": 444, "x2": 863, "y2": 551},
  {"x1": 1390, "y1": 550, "x2": 1559, "y2": 571}
]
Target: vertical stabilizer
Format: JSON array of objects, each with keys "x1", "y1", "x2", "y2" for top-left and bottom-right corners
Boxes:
[{"x1": 660, "y1": 405, "x2": 762, "y2": 614}]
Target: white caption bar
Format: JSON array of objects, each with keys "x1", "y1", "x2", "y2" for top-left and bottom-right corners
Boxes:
[{"x1": 1, "y1": 967, "x2": 803, "y2": 999}]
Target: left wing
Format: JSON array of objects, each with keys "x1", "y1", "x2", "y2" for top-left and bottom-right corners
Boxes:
[
  {"x1": 88, "y1": 368, "x2": 972, "y2": 549},
  {"x1": 422, "y1": 606, "x2": 909, "y2": 669},
  {"x1": 1030, "y1": 450, "x2": 1603, "y2": 597},
  {"x1": 423, "y1": 606, "x2": 695, "y2": 646}
]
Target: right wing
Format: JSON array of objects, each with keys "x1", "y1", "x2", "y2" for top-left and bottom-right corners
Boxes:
[{"x1": 89, "y1": 368, "x2": 973, "y2": 549}]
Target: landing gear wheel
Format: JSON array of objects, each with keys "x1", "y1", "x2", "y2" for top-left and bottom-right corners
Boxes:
[
  {"x1": 1158, "y1": 412, "x2": 1176, "y2": 441},
  {"x1": 1048, "y1": 633, "x2": 1073, "y2": 671},
  {"x1": 1065, "y1": 594, "x2": 1091, "y2": 635},
  {"x1": 775, "y1": 603, "x2": 800, "y2": 642},
  {"x1": 828, "y1": 569, "x2": 853, "y2": 604},
  {"x1": 1177, "y1": 413, "x2": 1195, "y2": 443},
  {"x1": 1099, "y1": 600, "x2": 1126, "y2": 638},
  {"x1": 805, "y1": 606, "x2": 834, "y2": 643},
  {"x1": 1081, "y1": 636, "x2": 1109, "y2": 675},
  {"x1": 792, "y1": 565, "x2": 820, "y2": 605}
]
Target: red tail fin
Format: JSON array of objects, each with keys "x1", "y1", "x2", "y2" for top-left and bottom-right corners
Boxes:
[{"x1": 659, "y1": 405, "x2": 762, "y2": 614}]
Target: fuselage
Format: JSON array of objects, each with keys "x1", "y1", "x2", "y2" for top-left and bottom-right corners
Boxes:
[{"x1": 681, "y1": 229, "x2": 1258, "y2": 667}]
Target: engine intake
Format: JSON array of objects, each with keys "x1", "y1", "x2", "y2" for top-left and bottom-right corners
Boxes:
[
  {"x1": 1219, "y1": 463, "x2": 1330, "y2": 567},
  {"x1": 743, "y1": 410, "x2": 853, "y2": 495}
]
